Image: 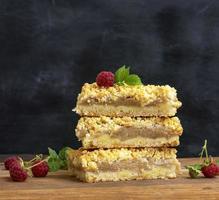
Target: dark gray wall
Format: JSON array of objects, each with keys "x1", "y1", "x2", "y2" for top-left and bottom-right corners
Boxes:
[{"x1": 0, "y1": 0, "x2": 218, "y2": 157}]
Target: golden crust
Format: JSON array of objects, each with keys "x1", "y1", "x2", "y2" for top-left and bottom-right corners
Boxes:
[
  {"x1": 76, "y1": 83, "x2": 182, "y2": 107},
  {"x1": 67, "y1": 148, "x2": 177, "y2": 171}
]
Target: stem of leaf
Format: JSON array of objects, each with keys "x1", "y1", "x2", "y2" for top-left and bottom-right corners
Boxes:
[
  {"x1": 26, "y1": 157, "x2": 49, "y2": 170},
  {"x1": 199, "y1": 140, "x2": 209, "y2": 164},
  {"x1": 204, "y1": 140, "x2": 209, "y2": 163},
  {"x1": 199, "y1": 140, "x2": 206, "y2": 161},
  {"x1": 25, "y1": 154, "x2": 43, "y2": 166}
]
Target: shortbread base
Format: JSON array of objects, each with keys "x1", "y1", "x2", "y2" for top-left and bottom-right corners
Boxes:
[
  {"x1": 75, "y1": 103, "x2": 177, "y2": 117},
  {"x1": 81, "y1": 135, "x2": 179, "y2": 148},
  {"x1": 69, "y1": 160, "x2": 180, "y2": 183}
]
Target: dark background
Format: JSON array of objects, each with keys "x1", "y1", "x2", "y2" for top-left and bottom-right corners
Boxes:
[{"x1": 0, "y1": 0, "x2": 218, "y2": 157}]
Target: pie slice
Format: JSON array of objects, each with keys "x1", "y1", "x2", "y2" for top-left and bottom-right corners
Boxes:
[
  {"x1": 76, "y1": 116, "x2": 183, "y2": 149},
  {"x1": 67, "y1": 148, "x2": 181, "y2": 183},
  {"x1": 74, "y1": 83, "x2": 182, "y2": 117}
]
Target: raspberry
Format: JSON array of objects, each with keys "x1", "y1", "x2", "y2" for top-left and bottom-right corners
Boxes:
[
  {"x1": 96, "y1": 71, "x2": 114, "y2": 87},
  {"x1": 9, "y1": 165, "x2": 28, "y2": 182},
  {"x1": 217, "y1": 165, "x2": 219, "y2": 175},
  {"x1": 201, "y1": 163, "x2": 218, "y2": 178},
  {"x1": 4, "y1": 156, "x2": 19, "y2": 170},
  {"x1": 9, "y1": 161, "x2": 22, "y2": 170},
  {"x1": 31, "y1": 161, "x2": 49, "y2": 177}
]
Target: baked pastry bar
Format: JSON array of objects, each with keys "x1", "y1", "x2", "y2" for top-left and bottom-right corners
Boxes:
[
  {"x1": 75, "y1": 83, "x2": 182, "y2": 117},
  {"x1": 76, "y1": 116, "x2": 183, "y2": 148},
  {"x1": 67, "y1": 148, "x2": 181, "y2": 182}
]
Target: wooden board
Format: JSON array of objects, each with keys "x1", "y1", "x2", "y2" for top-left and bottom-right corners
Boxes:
[{"x1": 0, "y1": 157, "x2": 218, "y2": 200}]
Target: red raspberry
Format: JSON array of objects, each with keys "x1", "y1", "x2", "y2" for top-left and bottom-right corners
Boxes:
[
  {"x1": 201, "y1": 163, "x2": 218, "y2": 178},
  {"x1": 217, "y1": 165, "x2": 219, "y2": 175},
  {"x1": 9, "y1": 165, "x2": 28, "y2": 182},
  {"x1": 96, "y1": 71, "x2": 114, "y2": 87},
  {"x1": 31, "y1": 161, "x2": 49, "y2": 177},
  {"x1": 9, "y1": 161, "x2": 22, "y2": 170},
  {"x1": 4, "y1": 156, "x2": 19, "y2": 170}
]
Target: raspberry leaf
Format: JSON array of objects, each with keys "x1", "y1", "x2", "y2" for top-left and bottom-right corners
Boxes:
[
  {"x1": 185, "y1": 164, "x2": 202, "y2": 171},
  {"x1": 125, "y1": 74, "x2": 142, "y2": 85},
  {"x1": 189, "y1": 168, "x2": 201, "y2": 178},
  {"x1": 58, "y1": 147, "x2": 71, "y2": 170},
  {"x1": 60, "y1": 160, "x2": 68, "y2": 170},
  {"x1": 58, "y1": 147, "x2": 70, "y2": 160},
  {"x1": 189, "y1": 164, "x2": 202, "y2": 170},
  {"x1": 47, "y1": 147, "x2": 62, "y2": 172},
  {"x1": 186, "y1": 164, "x2": 202, "y2": 178},
  {"x1": 47, "y1": 157, "x2": 61, "y2": 172},
  {"x1": 48, "y1": 147, "x2": 58, "y2": 158}
]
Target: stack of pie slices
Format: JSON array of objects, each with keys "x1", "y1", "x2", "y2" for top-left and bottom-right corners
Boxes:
[{"x1": 67, "y1": 83, "x2": 183, "y2": 182}]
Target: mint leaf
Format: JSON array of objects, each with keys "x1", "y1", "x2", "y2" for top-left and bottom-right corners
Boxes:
[
  {"x1": 60, "y1": 160, "x2": 68, "y2": 170},
  {"x1": 47, "y1": 147, "x2": 62, "y2": 172},
  {"x1": 48, "y1": 147, "x2": 58, "y2": 158},
  {"x1": 47, "y1": 147, "x2": 71, "y2": 172},
  {"x1": 115, "y1": 65, "x2": 129, "y2": 84},
  {"x1": 47, "y1": 157, "x2": 61, "y2": 172},
  {"x1": 216, "y1": 160, "x2": 219, "y2": 165},
  {"x1": 58, "y1": 147, "x2": 70, "y2": 160},
  {"x1": 58, "y1": 147, "x2": 70, "y2": 170},
  {"x1": 115, "y1": 66, "x2": 143, "y2": 85},
  {"x1": 125, "y1": 74, "x2": 142, "y2": 85}
]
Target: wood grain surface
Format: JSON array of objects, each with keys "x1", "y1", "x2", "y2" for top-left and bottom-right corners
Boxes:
[{"x1": 0, "y1": 157, "x2": 218, "y2": 200}]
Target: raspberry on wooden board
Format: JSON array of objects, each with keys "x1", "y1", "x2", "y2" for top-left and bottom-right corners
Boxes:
[
  {"x1": 4, "y1": 156, "x2": 20, "y2": 170},
  {"x1": 31, "y1": 161, "x2": 49, "y2": 177},
  {"x1": 9, "y1": 165, "x2": 28, "y2": 182},
  {"x1": 201, "y1": 163, "x2": 218, "y2": 178}
]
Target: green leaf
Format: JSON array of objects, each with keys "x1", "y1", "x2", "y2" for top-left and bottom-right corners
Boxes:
[
  {"x1": 185, "y1": 164, "x2": 202, "y2": 178},
  {"x1": 60, "y1": 160, "x2": 68, "y2": 170},
  {"x1": 48, "y1": 147, "x2": 61, "y2": 172},
  {"x1": 58, "y1": 147, "x2": 70, "y2": 160},
  {"x1": 186, "y1": 164, "x2": 202, "y2": 171},
  {"x1": 47, "y1": 147, "x2": 70, "y2": 172},
  {"x1": 124, "y1": 74, "x2": 142, "y2": 85},
  {"x1": 216, "y1": 160, "x2": 219, "y2": 165},
  {"x1": 48, "y1": 147, "x2": 58, "y2": 158},
  {"x1": 47, "y1": 157, "x2": 61, "y2": 172},
  {"x1": 188, "y1": 168, "x2": 201, "y2": 178},
  {"x1": 58, "y1": 147, "x2": 70, "y2": 170},
  {"x1": 115, "y1": 65, "x2": 130, "y2": 83}
]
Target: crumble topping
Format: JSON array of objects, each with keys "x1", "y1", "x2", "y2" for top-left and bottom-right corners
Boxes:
[{"x1": 76, "y1": 83, "x2": 182, "y2": 107}]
